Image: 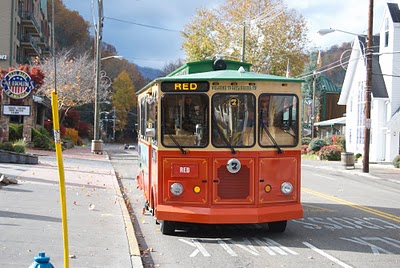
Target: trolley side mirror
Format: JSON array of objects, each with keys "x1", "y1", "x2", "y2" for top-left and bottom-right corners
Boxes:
[
  {"x1": 146, "y1": 128, "x2": 155, "y2": 138},
  {"x1": 146, "y1": 128, "x2": 156, "y2": 138},
  {"x1": 195, "y1": 124, "x2": 203, "y2": 145}
]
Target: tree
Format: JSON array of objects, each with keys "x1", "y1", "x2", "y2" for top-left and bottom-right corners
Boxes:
[
  {"x1": 181, "y1": 0, "x2": 308, "y2": 76},
  {"x1": 35, "y1": 50, "x2": 95, "y2": 111},
  {"x1": 301, "y1": 50, "x2": 319, "y2": 100},
  {"x1": 102, "y1": 58, "x2": 147, "y2": 92},
  {"x1": 112, "y1": 71, "x2": 137, "y2": 131},
  {"x1": 160, "y1": 59, "x2": 185, "y2": 77}
]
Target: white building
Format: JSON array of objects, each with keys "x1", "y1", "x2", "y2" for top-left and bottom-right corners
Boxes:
[{"x1": 339, "y1": 2, "x2": 400, "y2": 162}]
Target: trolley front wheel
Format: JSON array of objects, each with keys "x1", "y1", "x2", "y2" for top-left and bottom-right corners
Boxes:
[
  {"x1": 268, "y1": 220, "x2": 287, "y2": 233},
  {"x1": 160, "y1": 220, "x2": 175, "y2": 235}
]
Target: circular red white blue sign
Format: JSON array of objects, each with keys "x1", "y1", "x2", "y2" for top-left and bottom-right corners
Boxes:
[{"x1": 1, "y1": 70, "x2": 35, "y2": 99}]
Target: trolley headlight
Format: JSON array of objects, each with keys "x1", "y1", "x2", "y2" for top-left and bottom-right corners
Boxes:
[
  {"x1": 170, "y1": 183, "x2": 184, "y2": 196},
  {"x1": 281, "y1": 182, "x2": 293, "y2": 195}
]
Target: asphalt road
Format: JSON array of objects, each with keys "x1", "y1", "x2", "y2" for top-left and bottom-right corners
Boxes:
[{"x1": 106, "y1": 144, "x2": 400, "y2": 268}]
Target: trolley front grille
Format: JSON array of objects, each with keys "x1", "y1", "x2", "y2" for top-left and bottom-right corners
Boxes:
[{"x1": 217, "y1": 165, "x2": 250, "y2": 200}]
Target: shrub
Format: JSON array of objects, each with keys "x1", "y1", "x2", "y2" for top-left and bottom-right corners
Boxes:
[
  {"x1": 64, "y1": 128, "x2": 80, "y2": 145},
  {"x1": 13, "y1": 139, "x2": 26, "y2": 153},
  {"x1": 333, "y1": 135, "x2": 346, "y2": 151},
  {"x1": 308, "y1": 138, "x2": 327, "y2": 153},
  {"x1": 393, "y1": 155, "x2": 400, "y2": 168},
  {"x1": 0, "y1": 142, "x2": 14, "y2": 152},
  {"x1": 318, "y1": 145, "x2": 343, "y2": 161},
  {"x1": 9, "y1": 124, "x2": 23, "y2": 142},
  {"x1": 302, "y1": 137, "x2": 312, "y2": 145},
  {"x1": 78, "y1": 121, "x2": 91, "y2": 138},
  {"x1": 32, "y1": 127, "x2": 53, "y2": 149},
  {"x1": 32, "y1": 135, "x2": 50, "y2": 149}
]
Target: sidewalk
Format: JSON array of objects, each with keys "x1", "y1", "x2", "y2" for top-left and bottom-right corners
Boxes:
[
  {"x1": 0, "y1": 145, "x2": 142, "y2": 267},
  {"x1": 302, "y1": 157, "x2": 400, "y2": 184}
]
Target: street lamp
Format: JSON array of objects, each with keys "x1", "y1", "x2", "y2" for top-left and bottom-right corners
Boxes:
[
  {"x1": 317, "y1": 0, "x2": 373, "y2": 173},
  {"x1": 317, "y1": 28, "x2": 362, "y2": 36},
  {"x1": 101, "y1": 55, "x2": 123, "y2": 61}
]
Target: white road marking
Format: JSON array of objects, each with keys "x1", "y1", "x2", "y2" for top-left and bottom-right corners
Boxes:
[
  {"x1": 303, "y1": 242, "x2": 353, "y2": 268},
  {"x1": 233, "y1": 238, "x2": 259, "y2": 256},
  {"x1": 340, "y1": 237, "x2": 393, "y2": 255},
  {"x1": 179, "y1": 238, "x2": 210, "y2": 257},
  {"x1": 217, "y1": 239, "x2": 238, "y2": 256}
]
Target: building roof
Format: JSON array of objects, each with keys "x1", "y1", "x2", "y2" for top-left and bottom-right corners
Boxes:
[
  {"x1": 340, "y1": 35, "x2": 388, "y2": 102},
  {"x1": 318, "y1": 75, "x2": 341, "y2": 93},
  {"x1": 371, "y1": 54, "x2": 389, "y2": 98},
  {"x1": 388, "y1": 3, "x2": 400, "y2": 22}
]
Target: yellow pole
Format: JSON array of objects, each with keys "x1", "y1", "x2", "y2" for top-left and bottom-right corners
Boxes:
[{"x1": 51, "y1": 91, "x2": 69, "y2": 268}]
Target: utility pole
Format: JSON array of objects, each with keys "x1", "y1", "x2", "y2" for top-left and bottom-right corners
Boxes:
[
  {"x1": 113, "y1": 106, "x2": 116, "y2": 142},
  {"x1": 311, "y1": 71, "x2": 317, "y2": 139},
  {"x1": 92, "y1": 0, "x2": 103, "y2": 153},
  {"x1": 363, "y1": 0, "x2": 373, "y2": 173}
]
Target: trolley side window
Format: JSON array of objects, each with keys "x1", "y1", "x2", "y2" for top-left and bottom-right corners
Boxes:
[
  {"x1": 259, "y1": 94, "x2": 299, "y2": 147},
  {"x1": 212, "y1": 93, "x2": 256, "y2": 148},
  {"x1": 147, "y1": 97, "x2": 158, "y2": 144},
  {"x1": 161, "y1": 93, "x2": 209, "y2": 147},
  {"x1": 139, "y1": 97, "x2": 147, "y2": 139}
]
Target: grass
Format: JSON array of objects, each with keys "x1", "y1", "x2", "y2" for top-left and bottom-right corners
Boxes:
[{"x1": 301, "y1": 154, "x2": 319, "y2": 160}]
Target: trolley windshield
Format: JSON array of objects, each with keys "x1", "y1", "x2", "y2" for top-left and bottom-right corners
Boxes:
[
  {"x1": 212, "y1": 93, "x2": 256, "y2": 148},
  {"x1": 161, "y1": 93, "x2": 209, "y2": 147}
]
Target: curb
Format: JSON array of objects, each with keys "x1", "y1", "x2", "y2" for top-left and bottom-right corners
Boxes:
[{"x1": 107, "y1": 153, "x2": 143, "y2": 268}]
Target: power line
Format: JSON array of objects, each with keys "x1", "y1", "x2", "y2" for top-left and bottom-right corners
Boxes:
[
  {"x1": 104, "y1": 16, "x2": 181, "y2": 33},
  {"x1": 299, "y1": 52, "x2": 400, "y2": 80}
]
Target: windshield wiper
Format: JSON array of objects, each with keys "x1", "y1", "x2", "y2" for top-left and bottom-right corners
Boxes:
[
  {"x1": 165, "y1": 130, "x2": 187, "y2": 154},
  {"x1": 259, "y1": 113, "x2": 283, "y2": 154},
  {"x1": 212, "y1": 115, "x2": 236, "y2": 154},
  {"x1": 283, "y1": 129, "x2": 296, "y2": 138}
]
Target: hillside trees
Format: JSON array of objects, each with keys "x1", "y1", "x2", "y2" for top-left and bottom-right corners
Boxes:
[
  {"x1": 48, "y1": 0, "x2": 92, "y2": 56},
  {"x1": 182, "y1": 0, "x2": 308, "y2": 76},
  {"x1": 320, "y1": 42, "x2": 352, "y2": 86},
  {"x1": 102, "y1": 57, "x2": 147, "y2": 91}
]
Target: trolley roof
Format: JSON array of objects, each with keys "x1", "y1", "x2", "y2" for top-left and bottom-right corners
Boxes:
[{"x1": 137, "y1": 59, "x2": 303, "y2": 94}]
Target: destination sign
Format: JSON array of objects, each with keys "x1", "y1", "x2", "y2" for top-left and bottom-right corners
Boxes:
[{"x1": 161, "y1": 81, "x2": 209, "y2": 92}]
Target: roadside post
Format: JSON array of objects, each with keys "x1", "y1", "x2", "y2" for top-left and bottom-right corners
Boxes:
[{"x1": 51, "y1": 91, "x2": 70, "y2": 267}]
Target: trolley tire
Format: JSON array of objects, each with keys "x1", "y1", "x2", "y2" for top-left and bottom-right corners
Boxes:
[
  {"x1": 268, "y1": 220, "x2": 287, "y2": 233},
  {"x1": 160, "y1": 220, "x2": 175, "y2": 235}
]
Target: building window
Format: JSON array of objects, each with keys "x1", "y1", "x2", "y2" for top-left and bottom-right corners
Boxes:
[
  {"x1": 384, "y1": 18, "x2": 389, "y2": 47},
  {"x1": 385, "y1": 31, "x2": 389, "y2": 47}
]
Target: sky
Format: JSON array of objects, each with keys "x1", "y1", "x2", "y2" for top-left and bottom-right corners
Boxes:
[{"x1": 63, "y1": 0, "x2": 392, "y2": 70}]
